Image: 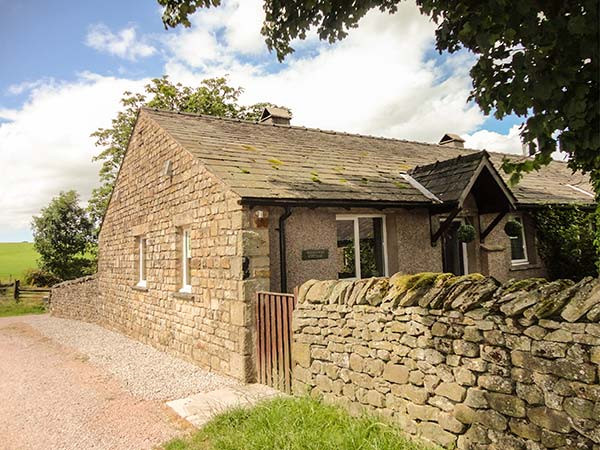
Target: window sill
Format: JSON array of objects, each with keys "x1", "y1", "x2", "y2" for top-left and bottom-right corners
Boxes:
[
  {"x1": 131, "y1": 285, "x2": 148, "y2": 292},
  {"x1": 173, "y1": 292, "x2": 195, "y2": 301},
  {"x1": 510, "y1": 262, "x2": 541, "y2": 272}
]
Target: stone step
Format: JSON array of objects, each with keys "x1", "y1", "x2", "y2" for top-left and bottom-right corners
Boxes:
[{"x1": 166, "y1": 383, "x2": 282, "y2": 428}]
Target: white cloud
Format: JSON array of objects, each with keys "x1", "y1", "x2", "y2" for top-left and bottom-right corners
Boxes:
[
  {"x1": 86, "y1": 24, "x2": 156, "y2": 61},
  {"x1": 464, "y1": 125, "x2": 569, "y2": 161},
  {"x1": 222, "y1": 0, "x2": 266, "y2": 54},
  {"x1": 162, "y1": 0, "x2": 266, "y2": 67},
  {"x1": 163, "y1": 1, "x2": 484, "y2": 143},
  {"x1": 465, "y1": 125, "x2": 525, "y2": 155},
  {"x1": 0, "y1": 74, "x2": 146, "y2": 238},
  {"x1": 6, "y1": 79, "x2": 50, "y2": 96}
]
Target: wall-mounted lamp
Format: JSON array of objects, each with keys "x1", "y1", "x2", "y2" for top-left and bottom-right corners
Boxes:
[{"x1": 253, "y1": 208, "x2": 269, "y2": 228}]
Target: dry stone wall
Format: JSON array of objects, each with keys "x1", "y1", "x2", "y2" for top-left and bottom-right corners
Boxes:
[
  {"x1": 292, "y1": 273, "x2": 600, "y2": 449},
  {"x1": 50, "y1": 275, "x2": 98, "y2": 322}
]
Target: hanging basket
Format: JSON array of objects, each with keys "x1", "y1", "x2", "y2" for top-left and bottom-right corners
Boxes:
[
  {"x1": 457, "y1": 224, "x2": 476, "y2": 243},
  {"x1": 504, "y1": 219, "x2": 523, "y2": 238}
]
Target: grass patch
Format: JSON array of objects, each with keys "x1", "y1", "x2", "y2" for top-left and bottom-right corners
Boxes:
[
  {"x1": 0, "y1": 299, "x2": 46, "y2": 317},
  {"x1": 164, "y1": 396, "x2": 428, "y2": 450},
  {"x1": 0, "y1": 242, "x2": 39, "y2": 283}
]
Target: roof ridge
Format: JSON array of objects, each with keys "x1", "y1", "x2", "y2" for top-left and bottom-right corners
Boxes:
[
  {"x1": 410, "y1": 150, "x2": 489, "y2": 173},
  {"x1": 141, "y1": 107, "x2": 557, "y2": 163}
]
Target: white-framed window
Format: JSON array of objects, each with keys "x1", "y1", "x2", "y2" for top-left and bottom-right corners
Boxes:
[
  {"x1": 510, "y1": 217, "x2": 528, "y2": 265},
  {"x1": 180, "y1": 229, "x2": 192, "y2": 292},
  {"x1": 336, "y1": 214, "x2": 388, "y2": 280},
  {"x1": 137, "y1": 237, "x2": 147, "y2": 287}
]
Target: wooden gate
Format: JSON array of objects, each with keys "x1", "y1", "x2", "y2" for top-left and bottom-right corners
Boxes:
[{"x1": 256, "y1": 291, "x2": 297, "y2": 392}]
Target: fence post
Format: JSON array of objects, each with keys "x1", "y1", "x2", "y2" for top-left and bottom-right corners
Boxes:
[{"x1": 14, "y1": 280, "x2": 20, "y2": 302}]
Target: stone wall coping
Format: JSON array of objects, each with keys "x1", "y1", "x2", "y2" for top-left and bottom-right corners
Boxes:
[
  {"x1": 52, "y1": 274, "x2": 97, "y2": 290},
  {"x1": 297, "y1": 273, "x2": 600, "y2": 324}
]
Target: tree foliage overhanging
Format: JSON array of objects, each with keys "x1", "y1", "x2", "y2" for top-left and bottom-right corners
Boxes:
[
  {"x1": 158, "y1": 0, "x2": 599, "y2": 196},
  {"x1": 88, "y1": 75, "x2": 284, "y2": 227}
]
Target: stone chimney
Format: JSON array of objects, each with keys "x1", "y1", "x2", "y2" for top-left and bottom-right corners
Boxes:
[
  {"x1": 259, "y1": 107, "x2": 292, "y2": 126},
  {"x1": 439, "y1": 133, "x2": 465, "y2": 148}
]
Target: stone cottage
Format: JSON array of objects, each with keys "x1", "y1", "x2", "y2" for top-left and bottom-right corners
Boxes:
[{"x1": 86, "y1": 107, "x2": 594, "y2": 381}]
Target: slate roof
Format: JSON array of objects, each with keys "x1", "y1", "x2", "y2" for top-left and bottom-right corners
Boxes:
[
  {"x1": 142, "y1": 108, "x2": 595, "y2": 208},
  {"x1": 409, "y1": 152, "x2": 488, "y2": 203}
]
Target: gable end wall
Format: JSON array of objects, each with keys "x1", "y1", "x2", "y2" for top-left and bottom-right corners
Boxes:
[{"x1": 96, "y1": 111, "x2": 253, "y2": 381}]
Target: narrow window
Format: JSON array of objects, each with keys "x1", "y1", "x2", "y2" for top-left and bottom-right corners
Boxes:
[
  {"x1": 137, "y1": 237, "x2": 147, "y2": 287},
  {"x1": 510, "y1": 217, "x2": 528, "y2": 265},
  {"x1": 181, "y1": 229, "x2": 192, "y2": 292},
  {"x1": 337, "y1": 219, "x2": 357, "y2": 279},
  {"x1": 336, "y1": 215, "x2": 387, "y2": 279}
]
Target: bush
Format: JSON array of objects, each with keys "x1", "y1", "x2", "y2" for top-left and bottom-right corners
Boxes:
[
  {"x1": 23, "y1": 268, "x2": 61, "y2": 287},
  {"x1": 532, "y1": 206, "x2": 599, "y2": 281}
]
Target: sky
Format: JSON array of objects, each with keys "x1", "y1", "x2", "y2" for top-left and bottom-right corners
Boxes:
[{"x1": 0, "y1": 0, "x2": 530, "y2": 242}]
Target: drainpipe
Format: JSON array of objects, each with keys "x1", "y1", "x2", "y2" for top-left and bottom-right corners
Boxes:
[{"x1": 279, "y1": 206, "x2": 292, "y2": 293}]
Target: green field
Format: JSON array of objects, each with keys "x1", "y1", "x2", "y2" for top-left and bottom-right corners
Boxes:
[{"x1": 0, "y1": 242, "x2": 39, "y2": 283}]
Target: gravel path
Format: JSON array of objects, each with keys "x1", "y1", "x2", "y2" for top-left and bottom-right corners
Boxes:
[
  {"x1": 0, "y1": 314, "x2": 239, "y2": 450},
  {"x1": 25, "y1": 314, "x2": 239, "y2": 400}
]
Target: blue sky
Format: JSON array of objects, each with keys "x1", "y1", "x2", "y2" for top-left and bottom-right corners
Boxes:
[
  {"x1": 1, "y1": 0, "x2": 163, "y2": 107},
  {"x1": 0, "y1": 0, "x2": 526, "y2": 242}
]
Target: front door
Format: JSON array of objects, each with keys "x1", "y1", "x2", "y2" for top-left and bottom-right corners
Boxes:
[{"x1": 442, "y1": 220, "x2": 468, "y2": 276}]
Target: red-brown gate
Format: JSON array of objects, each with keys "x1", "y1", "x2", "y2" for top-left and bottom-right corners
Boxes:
[{"x1": 255, "y1": 291, "x2": 297, "y2": 393}]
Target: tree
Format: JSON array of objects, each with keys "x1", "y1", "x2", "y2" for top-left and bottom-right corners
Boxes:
[
  {"x1": 88, "y1": 76, "x2": 283, "y2": 227},
  {"x1": 158, "y1": 0, "x2": 599, "y2": 196},
  {"x1": 32, "y1": 191, "x2": 95, "y2": 281}
]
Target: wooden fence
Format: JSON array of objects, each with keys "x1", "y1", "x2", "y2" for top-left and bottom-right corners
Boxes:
[
  {"x1": 255, "y1": 290, "x2": 297, "y2": 393},
  {"x1": 0, "y1": 280, "x2": 50, "y2": 302}
]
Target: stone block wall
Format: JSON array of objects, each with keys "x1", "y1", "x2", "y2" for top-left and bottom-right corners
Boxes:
[
  {"x1": 50, "y1": 275, "x2": 99, "y2": 322},
  {"x1": 88, "y1": 110, "x2": 265, "y2": 382},
  {"x1": 292, "y1": 273, "x2": 600, "y2": 449}
]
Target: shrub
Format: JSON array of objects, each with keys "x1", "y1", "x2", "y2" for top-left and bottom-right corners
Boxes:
[
  {"x1": 23, "y1": 268, "x2": 61, "y2": 287},
  {"x1": 532, "y1": 205, "x2": 599, "y2": 281}
]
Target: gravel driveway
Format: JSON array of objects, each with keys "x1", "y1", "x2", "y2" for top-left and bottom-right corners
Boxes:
[{"x1": 0, "y1": 314, "x2": 239, "y2": 450}]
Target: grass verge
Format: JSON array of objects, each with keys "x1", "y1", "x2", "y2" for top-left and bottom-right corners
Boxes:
[
  {"x1": 0, "y1": 299, "x2": 46, "y2": 317},
  {"x1": 164, "y1": 396, "x2": 429, "y2": 450}
]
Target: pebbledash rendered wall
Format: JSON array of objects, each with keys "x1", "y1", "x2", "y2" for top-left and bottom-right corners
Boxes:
[
  {"x1": 292, "y1": 273, "x2": 600, "y2": 449},
  {"x1": 51, "y1": 110, "x2": 270, "y2": 382}
]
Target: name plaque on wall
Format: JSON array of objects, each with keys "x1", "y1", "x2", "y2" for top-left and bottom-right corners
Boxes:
[{"x1": 302, "y1": 249, "x2": 329, "y2": 260}]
